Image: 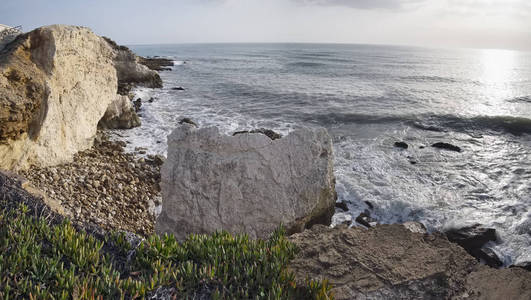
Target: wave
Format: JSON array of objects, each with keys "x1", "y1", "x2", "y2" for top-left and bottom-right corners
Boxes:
[
  {"x1": 307, "y1": 112, "x2": 531, "y2": 135},
  {"x1": 402, "y1": 75, "x2": 481, "y2": 85},
  {"x1": 506, "y1": 96, "x2": 531, "y2": 104},
  {"x1": 287, "y1": 62, "x2": 327, "y2": 68}
]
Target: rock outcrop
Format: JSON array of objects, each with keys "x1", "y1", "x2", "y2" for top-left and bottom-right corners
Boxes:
[
  {"x1": 98, "y1": 95, "x2": 141, "y2": 129},
  {"x1": 156, "y1": 125, "x2": 336, "y2": 240},
  {"x1": 0, "y1": 25, "x2": 117, "y2": 170},
  {"x1": 103, "y1": 37, "x2": 162, "y2": 95},
  {"x1": 288, "y1": 224, "x2": 531, "y2": 300}
]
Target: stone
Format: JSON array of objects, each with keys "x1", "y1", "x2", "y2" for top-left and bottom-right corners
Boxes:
[
  {"x1": 403, "y1": 221, "x2": 427, "y2": 234},
  {"x1": 335, "y1": 200, "x2": 349, "y2": 211},
  {"x1": 98, "y1": 95, "x2": 141, "y2": 129},
  {"x1": 156, "y1": 125, "x2": 336, "y2": 240},
  {"x1": 511, "y1": 262, "x2": 531, "y2": 271},
  {"x1": 171, "y1": 86, "x2": 185, "y2": 91},
  {"x1": 355, "y1": 212, "x2": 378, "y2": 228},
  {"x1": 0, "y1": 25, "x2": 117, "y2": 171},
  {"x1": 133, "y1": 98, "x2": 142, "y2": 112},
  {"x1": 138, "y1": 57, "x2": 174, "y2": 71},
  {"x1": 178, "y1": 118, "x2": 198, "y2": 127},
  {"x1": 445, "y1": 224, "x2": 497, "y2": 251},
  {"x1": 470, "y1": 247, "x2": 503, "y2": 268},
  {"x1": 432, "y1": 142, "x2": 462, "y2": 152},
  {"x1": 103, "y1": 37, "x2": 162, "y2": 95},
  {"x1": 288, "y1": 224, "x2": 478, "y2": 300},
  {"x1": 394, "y1": 141, "x2": 408, "y2": 149}
]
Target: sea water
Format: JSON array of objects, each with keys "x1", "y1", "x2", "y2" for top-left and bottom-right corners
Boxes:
[{"x1": 111, "y1": 43, "x2": 531, "y2": 266}]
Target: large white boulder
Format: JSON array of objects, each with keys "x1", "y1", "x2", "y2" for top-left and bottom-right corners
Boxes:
[
  {"x1": 156, "y1": 125, "x2": 336, "y2": 240},
  {"x1": 98, "y1": 94, "x2": 140, "y2": 129},
  {"x1": 0, "y1": 25, "x2": 117, "y2": 170}
]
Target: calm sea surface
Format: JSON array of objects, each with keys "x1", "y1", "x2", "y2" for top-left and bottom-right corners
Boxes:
[{"x1": 114, "y1": 43, "x2": 531, "y2": 265}]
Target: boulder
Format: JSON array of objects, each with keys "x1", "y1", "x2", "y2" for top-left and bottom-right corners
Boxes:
[
  {"x1": 178, "y1": 117, "x2": 198, "y2": 127},
  {"x1": 394, "y1": 141, "x2": 408, "y2": 149},
  {"x1": 0, "y1": 25, "x2": 117, "y2": 170},
  {"x1": 288, "y1": 224, "x2": 478, "y2": 299},
  {"x1": 156, "y1": 125, "x2": 336, "y2": 240},
  {"x1": 98, "y1": 95, "x2": 140, "y2": 129},
  {"x1": 335, "y1": 200, "x2": 349, "y2": 212},
  {"x1": 445, "y1": 224, "x2": 497, "y2": 251},
  {"x1": 103, "y1": 37, "x2": 162, "y2": 95},
  {"x1": 432, "y1": 142, "x2": 462, "y2": 152},
  {"x1": 355, "y1": 212, "x2": 378, "y2": 228}
]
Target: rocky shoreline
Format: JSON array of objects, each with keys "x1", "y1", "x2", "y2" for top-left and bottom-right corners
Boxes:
[
  {"x1": 0, "y1": 24, "x2": 530, "y2": 299},
  {"x1": 19, "y1": 131, "x2": 162, "y2": 235}
]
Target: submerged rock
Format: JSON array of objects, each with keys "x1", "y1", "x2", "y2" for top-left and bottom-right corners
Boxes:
[
  {"x1": 394, "y1": 141, "x2": 409, "y2": 149},
  {"x1": 0, "y1": 25, "x2": 117, "y2": 170},
  {"x1": 171, "y1": 86, "x2": 185, "y2": 91},
  {"x1": 156, "y1": 125, "x2": 336, "y2": 239},
  {"x1": 432, "y1": 142, "x2": 462, "y2": 152},
  {"x1": 335, "y1": 200, "x2": 349, "y2": 212},
  {"x1": 98, "y1": 95, "x2": 141, "y2": 129}
]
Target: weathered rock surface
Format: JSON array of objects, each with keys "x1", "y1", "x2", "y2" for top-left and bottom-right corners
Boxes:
[
  {"x1": 288, "y1": 224, "x2": 531, "y2": 300},
  {"x1": 156, "y1": 125, "x2": 336, "y2": 240},
  {"x1": 98, "y1": 95, "x2": 140, "y2": 129},
  {"x1": 0, "y1": 25, "x2": 117, "y2": 170},
  {"x1": 103, "y1": 37, "x2": 162, "y2": 95},
  {"x1": 464, "y1": 266, "x2": 531, "y2": 300}
]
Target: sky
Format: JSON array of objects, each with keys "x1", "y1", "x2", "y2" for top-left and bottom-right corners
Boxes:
[{"x1": 1, "y1": 0, "x2": 530, "y2": 51}]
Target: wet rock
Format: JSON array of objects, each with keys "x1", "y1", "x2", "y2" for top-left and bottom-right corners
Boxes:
[
  {"x1": 470, "y1": 247, "x2": 503, "y2": 268},
  {"x1": 178, "y1": 118, "x2": 198, "y2": 127},
  {"x1": 510, "y1": 262, "x2": 531, "y2": 272},
  {"x1": 335, "y1": 200, "x2": 349, "y2": 211},
  {"x1": 431, "y1": 142, "x2": 462, "y2": 152},
  {"x1": 157, "y1": 125, "x2": 336, "y2": 240},
  {"x1": 138, "y1": 57, "x2": 174, "y2": 71},
  {"x1": 394, "y1": 141, "x2": 409, "y2": 149},
  {"x1": 355, "y1": 212, "x2": 379, "y2": 228},
  {"x1": 134, "y1": 98, "x2": 142, "y2": 112},
  {"x1": 445, "y1": 224, "x2": 497, "y2": 251},
  {"x1": 148, "y1": 97, "x2": 155, "y2": 103},
  {"x1": 364, "y1": 200, "x2": 374, "y2": 210},
  {"x1": 171, "y1": 86, "x2": 185, "y2": 91}
]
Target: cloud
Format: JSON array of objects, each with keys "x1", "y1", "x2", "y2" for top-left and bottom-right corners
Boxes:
[{"x1": 294, "y1": 0, "x2": 425, "y2": 10}]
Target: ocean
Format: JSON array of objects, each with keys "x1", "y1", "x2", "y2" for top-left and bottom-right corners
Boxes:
[{"x1": 112, "y1": 43, "x2": 531, "y2": 266}]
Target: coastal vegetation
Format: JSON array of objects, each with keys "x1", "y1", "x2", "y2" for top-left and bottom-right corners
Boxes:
[{"x1": 0, "y1": 202, "x2": 332, "y2": 299}]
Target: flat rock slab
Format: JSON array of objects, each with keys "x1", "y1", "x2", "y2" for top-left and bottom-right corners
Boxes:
[
  {"x1": 288, "y1": 224, "x2": 531, "y2": 299},
  {"x1": 156, "y1": 125, "x2": 336, "y2": 240}
]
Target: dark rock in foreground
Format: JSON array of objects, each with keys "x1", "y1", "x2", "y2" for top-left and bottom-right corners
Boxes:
[{"x1": 432, "y1": 142, "x2": 462, "y2": 152}]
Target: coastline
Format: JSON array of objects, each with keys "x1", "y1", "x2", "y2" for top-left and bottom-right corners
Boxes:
[{"x1": 0, "y1": 25, "x2": 530, "y2": 299}]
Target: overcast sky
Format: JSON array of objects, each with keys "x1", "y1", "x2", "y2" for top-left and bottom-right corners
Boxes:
[{"x1": 1, "y1": 0, "x2": 530, "y2": 51}]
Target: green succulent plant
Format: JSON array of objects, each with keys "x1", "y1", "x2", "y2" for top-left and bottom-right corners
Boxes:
[{"x1": 0, "y1": 202, "x2": 333, "y2": 299}]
